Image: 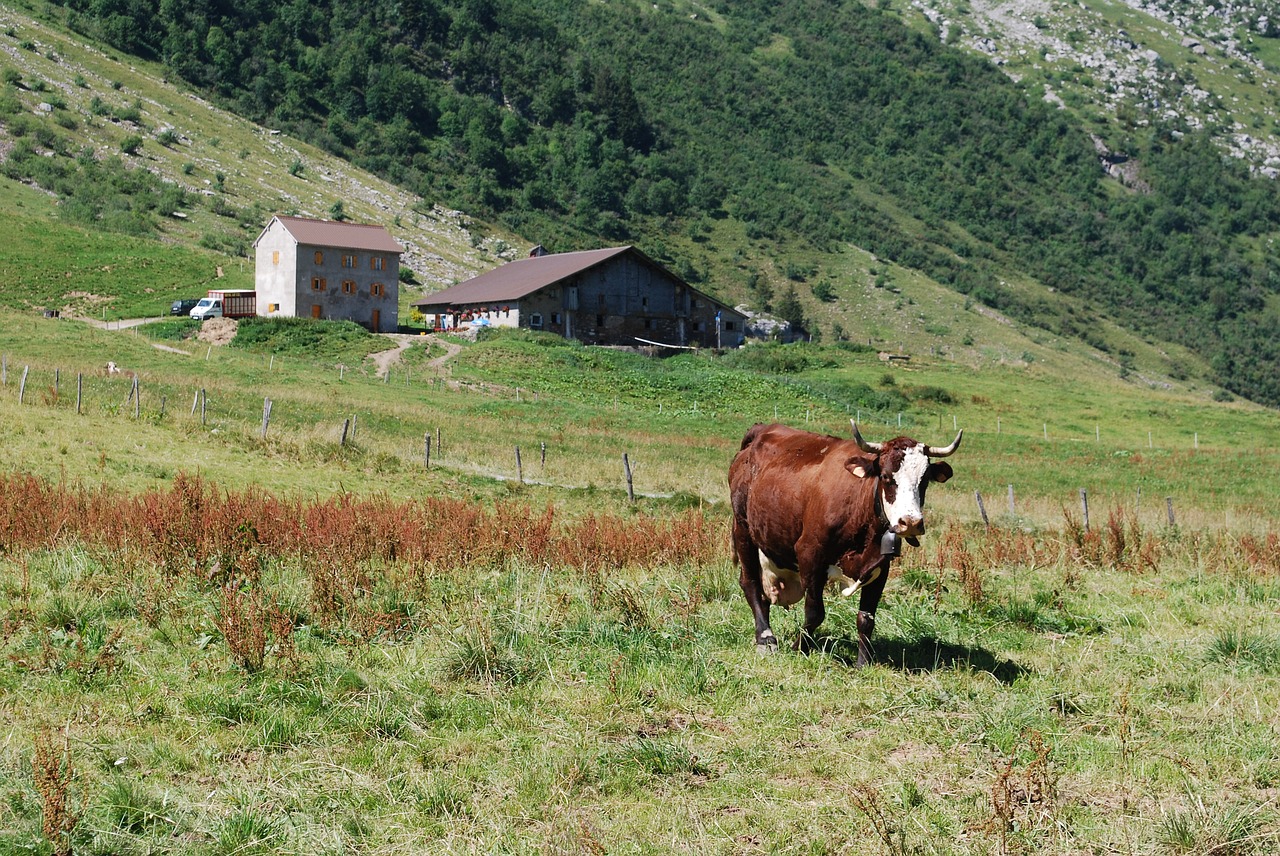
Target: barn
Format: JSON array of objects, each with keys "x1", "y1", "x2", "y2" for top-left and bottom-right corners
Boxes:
[{"x1": 411, "y1": 246, "x2": 746, "y2": 349}]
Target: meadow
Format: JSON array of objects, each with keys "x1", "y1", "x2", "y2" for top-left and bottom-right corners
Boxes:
[{"x1": 1, "y1": 314, "x2": 1278, "y2": 854}]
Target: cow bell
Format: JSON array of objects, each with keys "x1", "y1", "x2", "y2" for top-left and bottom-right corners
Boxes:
[{"x1": 879, "y1": 530, "x2": 900, "y2": 557}]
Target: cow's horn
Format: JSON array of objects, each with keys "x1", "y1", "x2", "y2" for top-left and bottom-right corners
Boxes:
[
  {"x1": 851, "y1": 420, "x2": 883, "y2": 453},
  {"x1": 926, "y1": 429, "x2": 963, "y2": 458}
]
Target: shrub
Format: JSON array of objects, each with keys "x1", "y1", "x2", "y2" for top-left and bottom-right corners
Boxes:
[{"x1": 120, "y1": 134, "x2": 143, "y2": 155}]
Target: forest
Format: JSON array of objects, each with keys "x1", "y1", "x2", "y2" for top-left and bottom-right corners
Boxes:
[{"x1": 29, "y1": 0, "x2": 1280, "y2": 405}]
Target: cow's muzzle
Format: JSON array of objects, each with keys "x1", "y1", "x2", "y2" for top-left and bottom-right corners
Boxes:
[{"x1": 894, "y1": 515, "x2": 924, "y2": 538}]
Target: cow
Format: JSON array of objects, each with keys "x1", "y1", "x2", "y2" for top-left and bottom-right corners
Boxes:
[{"x1": 729, "y1": 420, "x2": 961, "y2": 665}]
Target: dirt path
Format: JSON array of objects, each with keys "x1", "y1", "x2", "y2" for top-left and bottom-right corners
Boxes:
[
  {"x1": 427, "y1": 336, "x2": 463, "y2": 369},
  {"x1": 369, "y1": 333, "x2": 463, "y2": 379}
]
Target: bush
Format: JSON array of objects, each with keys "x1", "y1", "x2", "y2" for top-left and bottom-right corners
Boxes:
[
  {"x1": 719, "y1": 342, "x2": 810, "y2": 374},
  {"x1": 907, "y1": 385, "x2": 955, "y2": 404},
  {"x1": 120, "y1": 134, "x2": 143, "y2": 155}
]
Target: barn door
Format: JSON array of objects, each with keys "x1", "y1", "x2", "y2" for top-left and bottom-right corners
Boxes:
[
  {"x1": 371, "y1": 309, "x2": 380, "y2": 333},
  {"x1": 311, "y1": 304, "x2": 322, "y2": 319}
]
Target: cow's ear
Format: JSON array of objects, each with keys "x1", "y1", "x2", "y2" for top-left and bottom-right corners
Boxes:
[
  {"x1": 847, "y1": 456, "x2": 878, "y2": 479},
  {"x1": 927, "y1": 462, "x2": 954, "y2": 483}
]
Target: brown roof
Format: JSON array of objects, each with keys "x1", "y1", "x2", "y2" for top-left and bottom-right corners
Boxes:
[
  {"x1": 412, "y1": 247, "x2": 632, "y2": 308},
  {"x1": 261, "y1": 215, "x2": 404, "y2": 253}
]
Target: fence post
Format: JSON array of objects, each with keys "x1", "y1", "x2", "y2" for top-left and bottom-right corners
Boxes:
[
  {"x1": 1166, "y1": 497, "x2": 1176, "y2": 527},
  {"x1": 436, "y1": 426, "x2": 441, "y2": 458},
  {"x1": 423, "y1": 433, "x2": 431, "y2": 468},
  {"x1": 515, "y1": 446, "x2": 523, "y2": 483},
  {"x1": 975, "y1": 491, "x2": 989, "y2": 529},
  {"x1": 623, "y1": 453, "x2": 635, "y2": 503},
  {"x1": 260, "y1": 397, "x2": 272, "y2": 439},
  {"x1": 1007, "y1": 484, "x2": 1015, "y2": 516},
  {"x1": 76, "y1": 373, "x2": 82, "y2": 415},
  {"x1": 55, "y1": 368, "x2": 59, "y2": 399},
  {"x1": 159, "y1": 396, "x2": 166, "y2": 418},
  {"x1": 340, "y1": 419, "x2": 350, "y2": 446},
  {"x1": 1080, "y1": 488, "x2": 1090, "y2": 532},
  {"x1": 200, "y1": 388, "x2": 206, "y2": 425},
  {"x1": 133, "y1": 377, "x2": 139, "y2": 419},
  {"x1": 541, "y1": 441, "x2": 546, "y2": 469},
  {"x1": 19, "y1": 366, "x2": 29, "y2": 404}
]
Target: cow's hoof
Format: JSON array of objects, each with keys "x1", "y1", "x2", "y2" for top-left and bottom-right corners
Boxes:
[{"x1": 756, "y1": 638, "x2": 778, "y2": 655}]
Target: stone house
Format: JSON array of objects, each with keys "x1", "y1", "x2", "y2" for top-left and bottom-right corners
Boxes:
[
  {"x1": 411, "y1": 245, "x2": 746, "y2": 348},
  {"x1": 253, "y1": 215, "x2": 404, "y2": 332}
]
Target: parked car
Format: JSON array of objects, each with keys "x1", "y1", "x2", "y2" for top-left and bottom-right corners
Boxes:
[{"x1": 171, "y1": 298, "x2": 201, "y2": 316}]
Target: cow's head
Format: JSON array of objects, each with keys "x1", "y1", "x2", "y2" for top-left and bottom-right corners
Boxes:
[{"x1": 846, "y1": 420, "x2": 961, "y2": 538}]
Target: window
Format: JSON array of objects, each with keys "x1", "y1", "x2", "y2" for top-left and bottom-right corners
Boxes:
[
  {"x1": 530, "y1": 313, "x2": 543, "y2": 328},
  {"x1": 596, "y1": 314, "x2": 604, "y2": 327},
  {"x1": 371, "y1": 282, "x2": 385, "y2": 297},
  {"x1": 342, "y1": 253, "x2": 356, "y2": 268},
  {"x1": 693, "y1": 320, "x2": 704, "y2": 332},
  {"x1": 725, "y1": 321, "x2": 736, "y2": 332},
  {"x1": 311, "y1": 277, "x2": 326, "y2": 291},
  {"x1": 641, "y1": 297, "x2": 648, "y2": 309},
  {"x1": 551, "y1": 312, "x2": 561, "y2": 325},
  {"x1": 644, "y1": 318, "x2": 653, "y2": 330},
  {"x1": 371, "y1": 256, "x2": 385, "y2": 271},
  {"x1": 693, "y1": 299, "x2": 702, "y2": 309},
  {"x1": 314, "y1": 251, "x2": 324, "y2": 265},
  {"x1": 272, "y1": 250, "x2": 280, "y2": 266},
  {"x1": 268, "y1": 303, "x2": 279, "y2": 313},
  {"x1": 342, "y1": 280, "x2": 357, "y2": 295}
]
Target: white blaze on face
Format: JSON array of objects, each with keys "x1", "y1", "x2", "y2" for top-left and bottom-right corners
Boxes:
[{"x1": 883, "y1": 443, "x2": 930, "y2": 535}]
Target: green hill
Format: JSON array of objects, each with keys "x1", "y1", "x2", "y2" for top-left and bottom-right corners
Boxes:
[{"x1": 3, "y1": 0, "x2": 1280, "y2": 406}]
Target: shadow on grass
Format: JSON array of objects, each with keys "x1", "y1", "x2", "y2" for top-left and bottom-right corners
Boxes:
[{"x1": 822, "y1": 635, "x2": 1027, "y2": 684}]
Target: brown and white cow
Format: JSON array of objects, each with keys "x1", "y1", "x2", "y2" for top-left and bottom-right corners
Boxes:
[{"x1": 729, "y1": 420, "x2": 961, "y2": 665}]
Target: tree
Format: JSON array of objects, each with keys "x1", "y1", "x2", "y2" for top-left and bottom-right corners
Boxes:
[{"x1": 774, "y1": 285, "x2": 807, "y2": 334}]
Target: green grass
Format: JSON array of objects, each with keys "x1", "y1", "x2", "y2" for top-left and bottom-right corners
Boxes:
[
  {"x1": 0, "y1": 189, "x2": 248, "y2": 319},
  {"x1": 1, "y1": 521, "x2": 1278, "y2": 854},
  {"x1": 0, "y1": 308, "x2": 1277, "y2": 855},
  {"x1": 2, "y1": 315, "x2": 1278, "y2": 525}
]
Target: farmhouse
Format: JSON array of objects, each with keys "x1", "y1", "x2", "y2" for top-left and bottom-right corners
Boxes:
[
  {"x1": 411, "y1": 246, "x2": 746, "y2": 349},
  {"x1": 254, "y1": 215, "x2": 404, "y2": 332}
]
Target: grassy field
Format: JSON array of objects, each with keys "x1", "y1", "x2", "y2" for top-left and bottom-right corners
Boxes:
[
  {"x1": 0, "y1": 469, "x2": 1277, "y2": 855},
  {"x1": 0, "y1": 305, "x2": 1278, "y2": 856}
]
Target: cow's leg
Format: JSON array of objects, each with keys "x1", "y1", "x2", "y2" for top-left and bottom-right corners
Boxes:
[
  {"x1": 795, "y1": 565, "x2": 828, "y2": 653},
  {"x1": 854, "y1": 558, "x2": 891, "y2": 668},
  {"x1": 734, "y1": 526, "x2": 776, "y2": 653}
]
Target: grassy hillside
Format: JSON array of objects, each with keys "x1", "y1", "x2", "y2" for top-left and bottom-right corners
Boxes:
[
  {"x1": 0, "y1": 6, "x2": 518, "y2": 318},
  {"x1": 1, "y1": 316, "x2": 1276, "y2": 530},
  {"x1": 5, "y1": 1, "x2": 1280, "y2": 407},
  {"x1": 1, "y1": 321, "x2": 1279, "y2": 854}
]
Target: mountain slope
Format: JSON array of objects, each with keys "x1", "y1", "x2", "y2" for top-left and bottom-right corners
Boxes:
[{"x1": 2, "y1": 0, "x2": 1278, "y2": 406}]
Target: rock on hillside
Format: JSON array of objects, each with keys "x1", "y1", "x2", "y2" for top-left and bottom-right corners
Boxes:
[{"x1": 908, "y1": 0, "x2": 1280, "y2": 172}]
